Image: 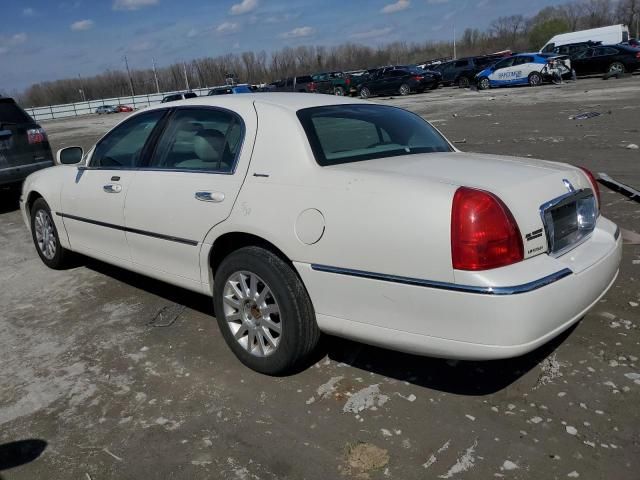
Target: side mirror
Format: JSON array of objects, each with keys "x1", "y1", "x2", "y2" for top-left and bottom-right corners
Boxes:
[{"x1": 56, "y1": 146, "x2": 84, "y2": 165}]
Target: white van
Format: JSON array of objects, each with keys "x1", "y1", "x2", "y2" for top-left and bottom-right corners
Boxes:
[{"x1": 540, "y1": 24, "x2": 630, "y2": 53}]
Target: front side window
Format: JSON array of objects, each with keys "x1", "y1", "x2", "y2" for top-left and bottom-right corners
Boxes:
[
  {"x1": 149, "y1": 108, "x2": 244, "y2": 173},
  {"x1": 297, "y1": 105, "x2": 452, "y2": 166},
  {"x1": 91, "y1": 110, "x2": 165, "y2": 168},
  {"x1": 494, "y1": 57, "x2": 515, "y2": 70}
]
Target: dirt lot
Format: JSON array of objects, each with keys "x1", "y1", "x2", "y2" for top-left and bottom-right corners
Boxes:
[{"x1": 1, "y1": 77, "x2": 639, "y2": 480}]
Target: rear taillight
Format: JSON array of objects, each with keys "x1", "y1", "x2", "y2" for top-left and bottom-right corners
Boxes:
[
  {"x1": 451, "y1": 187, "x2": 524, "y2": 271},
  {"x1": 308, "y1": 82, "x2": 316, "y2": 91},
  {"x1": 346, "y1": 77, "x2": 351, "y2": 86},
  {"x1": 412, "y1": 76, "x2": 424, "y2": 81},
  {"x1": 578, "y1": 166, "x2": 601, "y2": 210},
  {"x1": 636, "y1": 52, "x2": 640, "y2": 59},
  {"x1": 27, "y1": 127, "x2": 47, "y2": 144}
]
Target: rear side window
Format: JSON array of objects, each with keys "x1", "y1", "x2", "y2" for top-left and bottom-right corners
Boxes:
[
  {"x1": 297, "y1": 105, "x2": 452, "y2": 166},
  {"x1": 297, "y1": 76, "x2": 313, "y2": 83},
  {"x1": 184, "y1": 92, "x2": 197, "y2": 99},
  {"x1": 91, "y1": 110, "x2": 165, "y2": 168},
  {"x1": 149, "y1": 108, "x2": 244, "y2": 173},
  {"x1": 454, "y1": 60, "x2": 468, "y2": 68},
  {"x1": 0, "y1": 99, "x2": 34, "y2": 124}
]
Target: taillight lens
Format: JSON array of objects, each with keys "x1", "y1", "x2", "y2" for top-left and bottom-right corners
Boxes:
[
  {"x1": 346, "y1": 77, "x2": 351, "y2": 86},
  {"x1": 636, "y1": 52, "x2": 640, "y2": 59},
  {"x1": 27, "y1": 127, "x2": 47, "y2": 144},
  {"x1": 451, "y1": 187, "x2": 524, "y2": 271},
  {"x1": 578, "y1": 166, "x2": 600, "y2": 210},
  {"x1": 413, "y1": 76, "x2": 424, "y2": 81}
]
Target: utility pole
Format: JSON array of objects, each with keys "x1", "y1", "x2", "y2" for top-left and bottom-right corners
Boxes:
[
  {"x1": 453, "y1": 25, "x2": 457, "y2": 60},
  {"x1": 77, "y1": 74, "x2": 86, "y2": 102},
  {"x1": 183, "y1": 62, "x2": 190, "y2": 91},
  {"x1": 152, "y1": 57, "x2": 160, "y2": 93},
  {"x1": 123, "y1": 55, "x2": 136, "y2": 97}
]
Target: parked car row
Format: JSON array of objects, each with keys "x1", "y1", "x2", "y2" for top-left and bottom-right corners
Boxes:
[{"x1": 95, "y1": 104, "x2": 134, "y2": 114}]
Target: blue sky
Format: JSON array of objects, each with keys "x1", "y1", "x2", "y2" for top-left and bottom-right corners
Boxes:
[{"x1": 1, "y1": 0, "x2": 570, "y2": 92}]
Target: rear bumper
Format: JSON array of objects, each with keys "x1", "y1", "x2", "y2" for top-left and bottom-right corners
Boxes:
[
  {"x1": 0, "y1": 160, "x2": 53, "y2": 186},
  {"x1": 296, "y1": 216, "x2": 622, "y2": 360}
]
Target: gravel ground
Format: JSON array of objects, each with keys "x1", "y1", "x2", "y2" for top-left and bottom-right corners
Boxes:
[{"x1": 1, "y1": 76, "x2": 639, "y2": 480}]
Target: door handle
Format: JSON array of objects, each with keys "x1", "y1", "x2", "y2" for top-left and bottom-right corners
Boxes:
[
  {"x1": 103, "y1": 184, "x2": 122, "y2": 193},
  {"x1": 195, "y1": 191, "x2": 224, "y2": 203}
]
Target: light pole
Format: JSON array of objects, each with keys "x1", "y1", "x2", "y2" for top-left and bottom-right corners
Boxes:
[{"x1": 123, "y1": 55, "x2": 136, "y2": 97}]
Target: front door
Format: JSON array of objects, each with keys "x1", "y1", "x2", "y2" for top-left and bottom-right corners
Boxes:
[
  {"x1": 59, "y1": 110, "x2": 166, "y2": 264},
  {"x1": 124, "y1": 105, "x2": 256, "y2": 289}
]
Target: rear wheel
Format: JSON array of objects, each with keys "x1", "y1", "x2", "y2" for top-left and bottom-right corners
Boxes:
[
  {"x1": 608, "y1": 62, "x2": 625, "y2": 75},
  {"x1": 213, "y1": 246, "x2": 320, "y2": 375},
  {"x1": 359, "y1": 87, "x2": 371, "y2": 99},
  {"x1": 477, "y1": 77, "x2": 490, "y2": 90},
  {"x1": 458, "y1": 76, "x2": 470, "y2": 88},
  {"x1": 30, "y1": 198, "x2": 70, "y2": 269},
  {"x1": 399, "y1": 83, "x2": 411, "y2": 96},
  {"x1": 333, "y1": 86, "x2": 345, "y2": 96},
  {"x1": 528, "y1": 72, "x2": 542, "y2": 87}
]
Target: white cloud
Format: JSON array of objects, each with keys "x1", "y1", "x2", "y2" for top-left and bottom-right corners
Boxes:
[
  {"x1": 216, "y1": 22, "x2": 240, "y2": 35},
  {"x1": 350, "y1": 27, "x2": 393, "y2": 40},
  {"x1": 280, "y1": 26, "x2": 314, "y2": 38},
  {"x1": 113, "y1": 0, "x2": 158, "y2": 11},
  {"x1": 0, "y1": 33, "x2": 27, "y2": 55},
  {"x1": 230, "y1": 0, "x2": 258, "y2": 15},
  {"x1": 23, "y1": 7, "x2": 35, "y2": 16},
  {"x1": 70, "y1": 19, "x2": 94, "y2": 31},
  {"x1": 186, "y1": 28, "x2": 199, "y2": 38},
  {"x1": 381, "y1": 0, "x2": 409, "y2": 14}
]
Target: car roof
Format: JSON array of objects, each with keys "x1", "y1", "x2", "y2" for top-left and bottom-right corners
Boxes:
[{"x1": 144, "y1": 92, "x2": 364, "y2": 113}]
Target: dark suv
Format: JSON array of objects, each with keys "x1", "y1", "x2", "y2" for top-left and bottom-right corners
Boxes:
[
  {"x1": 358, "y1": 67, "x2": 441, "y2": 98},
  {"x1": 0, "y1": 97, "x2": 53, "y2": 187},
  {"x1": 434, "y1": 55, "x2": 504, "y2": 87}
]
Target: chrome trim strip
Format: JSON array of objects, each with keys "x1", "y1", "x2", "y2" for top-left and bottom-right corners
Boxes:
[
  {"x1": 310, "y1": 264, "x2": 573, "y2": 295},
  {"x1": 614, "y1": 226, "x2": 620, "y2": 240},
  {"x1": 56, "y1": 212, "x2": 198, "y2": 246}
]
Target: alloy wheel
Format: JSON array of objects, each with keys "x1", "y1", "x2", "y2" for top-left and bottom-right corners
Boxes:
[
  {"x1": 222, "y1": 271, "x2": 282, "y2": 357},
  {"x1": 34, "y1": 209, "x2": 56, "y2": 260}
]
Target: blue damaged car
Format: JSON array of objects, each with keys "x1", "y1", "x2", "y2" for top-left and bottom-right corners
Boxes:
[{"x1": 476, "y1": 53, "x2": 571, "y2": 90}]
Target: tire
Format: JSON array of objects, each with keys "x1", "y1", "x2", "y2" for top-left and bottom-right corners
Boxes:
[
  {"x1": 333, "y1": 86, "x2": 345, "y2": 96},
  {"x1": 399, "y1": 83, "x2": 411, "y2": 96},
  {"x1": 608, "y1": 62, "x2": 625, "y2": 75},
  {"x1": 477, "y1": 77, "x2": 490, "y2": 90},
  {"x1": 213, "y1": 246, "x2": 320, "y2": 375},
  {"x1": 359, "y1": 87, "x2": 371, "y2": 99},
  {"x1": 528, "y1": 72, "x2": 542, "y2": 87},
  {"x1": 458, "y1": 76, "x2": 470, "y2": 88},
  {"x1": 30, "y1": 198, "x2": 70, "y2": 269}
]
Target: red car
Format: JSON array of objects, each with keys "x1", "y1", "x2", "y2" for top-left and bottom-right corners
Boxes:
[{"x1": 116, "y1": 105, "x2": 133, "y2": 112}]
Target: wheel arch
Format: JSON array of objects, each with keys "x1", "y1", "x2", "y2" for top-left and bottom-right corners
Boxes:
[
  {"x1": 207, "y1": 231, "x2": 296, "y2": 285},
  {"x1": 25, "y1": 190, "x2": 44, "y2": 217}
]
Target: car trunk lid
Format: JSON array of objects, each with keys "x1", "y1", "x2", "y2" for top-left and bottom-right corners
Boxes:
[{"x1": 328, "y1": 152, "x2": 595, "y2": 259}]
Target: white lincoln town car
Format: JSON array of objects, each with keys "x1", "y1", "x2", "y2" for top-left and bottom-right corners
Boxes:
[{"x1": 20, "y1": 94, "x2": 621, "y2": 374}]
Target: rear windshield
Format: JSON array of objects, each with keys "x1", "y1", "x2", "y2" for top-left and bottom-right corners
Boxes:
[
  {"x1": 0, "y1": 99, "x2": 34, "y2": 124},
  {"x1": 296, "y1": 76, "x2": 313, "y2": 83},
  {"x1": 184, "y1": 92, "x2": 197, "y2": 99},
  {"x1": 297, "y1": 105, "x2": 452, "y2": 166}
]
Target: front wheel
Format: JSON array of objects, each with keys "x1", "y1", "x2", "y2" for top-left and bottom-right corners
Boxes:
[
  {"x1": 528, "y1": 72, "x2": 542, "y2": 87},
  {"x1": 458, "y1": 76, "x2": 470, "y2": 88},
  {"x1": 30, "y1": 198, "x2": 71, "y2": 269},
  {"x1": 213, "y1": 246, "x2": 321, "y2": 375},
  {"x1": 608, "y1": 62, "x2": 625, "y2": 75},
  {"x1": 359, "y1": 87, "x2": 371, "y2": 99},
  {"x1": 477, "y1": 77, "x2": 490, "y2": 90},
  {"x1": 333, "y1": 86, "x2": 345, "y2": 96},
  {"x1": 399, "y1": 83, "x2": 411, "y2": 96}
]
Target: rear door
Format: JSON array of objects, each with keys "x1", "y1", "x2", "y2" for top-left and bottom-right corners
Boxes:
[
  {"x1": 60, "y1": 109, "x2": 167, "y2": 264},
  {"x1": 124, "y1": 105, "x2": 256, "y2": 288}
]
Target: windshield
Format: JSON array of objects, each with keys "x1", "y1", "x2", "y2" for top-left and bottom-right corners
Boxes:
[{"x1": 297, "y1": 104, "x2": 452, "y2": 166}]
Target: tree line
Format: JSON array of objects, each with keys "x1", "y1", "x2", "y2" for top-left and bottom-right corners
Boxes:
[{"x1": 10, "y1": 0, "x2": 640, "y2": 107}]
